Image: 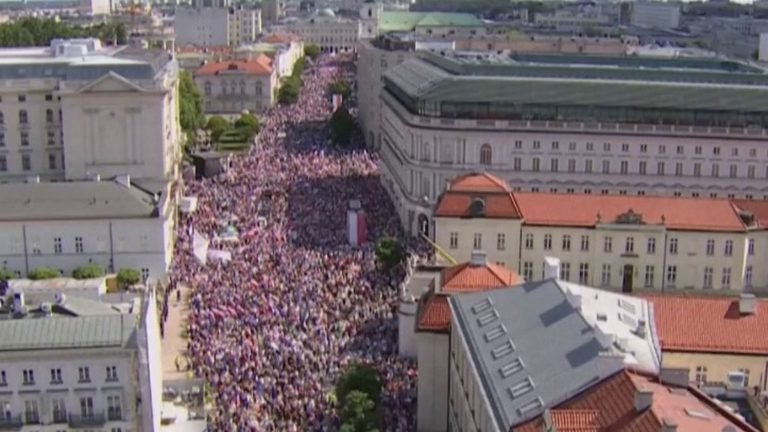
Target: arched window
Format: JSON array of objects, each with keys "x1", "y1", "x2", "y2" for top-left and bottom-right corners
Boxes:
[
  {"x1": 480, "y1": 143, "x2": 492, "y2": 165},
  {"x1": 19, "y1": 109, "x2": 28, "y2": 124}
]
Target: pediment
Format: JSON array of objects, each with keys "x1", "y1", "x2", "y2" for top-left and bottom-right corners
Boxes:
[{"x1": 78, "y1": 72, "x2": 147, "y2": 94}]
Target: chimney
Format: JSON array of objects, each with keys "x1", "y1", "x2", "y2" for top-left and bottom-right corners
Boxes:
[
  {"x1": 116, "y1": 174, "x2": 131, "y2": 188},
  {"x1": 544, "y1": 256, "x2": 560, "y2": 280},
  {"x1": 659, "y1": 367, "x2": 690, "y2": 388},
  {"x1": 635, "y1": 318, "x2": 647, "y2": 338},
  {"x1": 739, "y1": 293, "x2": 756, "y2": 315},
  {"x1": 470, "y1": 250, "x2": 487, "y2": 267},
  {"x1": 661, "y1": 418, "x2": 677, "y2": 432},
  {"x1": 634, "y1": 386, "x2": 653, "y2": 412},
  {"x1": 596, "y1": 351, "x2": 624, "y2": 378}
]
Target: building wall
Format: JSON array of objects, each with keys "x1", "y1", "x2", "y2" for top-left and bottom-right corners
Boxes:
[
  {"x1": 0, "y1": 204, "x2": 174, "y2": 280},
  {"x1": 0, "y1": 347, "x2": 139, "y2": 431},
  {"x1": 378, "y1": 94, "x2": 768, "y2": 239},
  {"x1": 436, "y1": 217, "x2": 767, "y2": 293},
  {"x1": 196, "y1": 69, "x2": 277, "y2": 113},
  {"x1": 80, "y1": 0, "x2": 111, "y2": 15},
  {"x1": 454, "y1": 36, "x2": 629, "y2": 55},
  {"x1": 417, "y1": 332, "x2": 450, "y2": 432},
  {"x1": 662, "y1": 351, "x2": 768, "y2": 390},
  {"x1": 228, "y1": 8, "x2": 262, "y2": 46},
  {"x1": 632, "y1": 2, "x2": 680, "y2": 30},
  {"x1": 413, "y1": 24, "x2": 486, "y2": 38},
  {"x1": 174, "y1": 7, "x2": 230, "y2": 46},
  {"x1": 282, "y1": 18, "x2": 360, "y2": 53}
]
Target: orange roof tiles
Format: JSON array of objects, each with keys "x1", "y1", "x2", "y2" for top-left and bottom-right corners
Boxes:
[
  {"x1": 517, "y1": 370, "x2": 756, "y2": 432},
  {"x1": 195, "y1": 54, "x2": 273, "y2": 76},
  {"x1": 548, "y1": 410, "x2": 599, "y2": 432},
  {"x1": 415, "y1": 260, "x2": 521, "y2": 332},
  {"x1": 733, "y1": 199, "x2": 768, "y2": 228},
  {"x1": 435, "y1": 173, "x2": 523, "y2": 218},
  {"x1": 448, "y1": 172, "x2": 510, "y2": 193},
  {"x1": 641, "y1": 294, "x2": 768, "y2": 355},
  {"x1": 514, "y1": 193, "x2": 746, "y2": 232}
]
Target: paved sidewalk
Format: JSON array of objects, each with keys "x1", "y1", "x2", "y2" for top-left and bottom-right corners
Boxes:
[{"x1": 161, "y1": 283, "x2": 195, "y2": 382}]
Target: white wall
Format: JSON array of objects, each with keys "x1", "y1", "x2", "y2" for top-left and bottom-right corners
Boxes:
[
  {"x1": 174, "y1": 7, "x2": 230, "y2": 46},
  {"x1": 398, "y1": 300, "x2": 418, "y2": 358},
  {"x1": 417, "y1": 332, "x2": 450, "y2": 432}
]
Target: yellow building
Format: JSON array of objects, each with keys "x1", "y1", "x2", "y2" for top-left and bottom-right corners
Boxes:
[{"x1": 642, "y1": 293, "x2": 768, "y2": 391}]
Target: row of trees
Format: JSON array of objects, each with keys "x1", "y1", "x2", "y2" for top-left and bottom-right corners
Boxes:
[
  {"x1": 0, "y1": 17, "x2": 127, "y2": 47},
  {"x1": 278, "y1": 57, "x2": 309, "y2": 105},
  {"x1": 336, "y1": 363, "x2": 382, "y2": 432},
  {"x1": 179, "y1": 70, "x2": 206, "y2": 138},
  {"x1": 0, "y1": 266, "x2": 141, "y2": 286},
  {"x1": 206, "y1": 112, "x2": 261, "y2": 143}
]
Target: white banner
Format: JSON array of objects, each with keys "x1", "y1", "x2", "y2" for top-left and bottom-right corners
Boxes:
[
  {"x1": 208, "y1": 249, "x2": 232, "y2": 264},
  {"x1": 192, "y1": 230, "x2": 210, "y2": 265}
]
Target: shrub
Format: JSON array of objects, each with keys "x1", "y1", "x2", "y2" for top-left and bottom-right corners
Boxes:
[
  {"x1": 72, "y1": 263, "x2": 105, "y2": 279},
  {"x1": 278, "y1": 81, "x2": 300, "y2": 105},
  {"x1": 336, "y1": 362, "x2": 382, "y2": 406},
  {"x1": 27, "y1": 266, "x2": 60, "y2": 280},
  {"x1": 330, "y1": 106, "x2": 355, "y2": 146},
  {"x1": 206, "y1": 115, "x2": 230, "y2": 142},
  {"x1": 304, "y1": 43, "x2": 320, "y2": 59},
  {"x1": 0, "y1": 268, "x2": 15, "y2": 281},
  {"x1": 117, "y1": 268, "x2": 141, "y2": 287},
  {"x1": 329, "y1": 79, "x2": 351, "y2": 99},
  {"x1": 234, "y1": 113, "x2": 260, "y2": 140},
  {"x1": 374, "y1": 236, "x2": 405, "y2": 270}
]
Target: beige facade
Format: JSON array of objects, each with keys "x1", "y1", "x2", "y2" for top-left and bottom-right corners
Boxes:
[
  {"x1": 663, "y1": 351, "x2": 768, "y2": 390},
  {"x1": 195, "y1": 58, "x2": 278, "y2": 113},
  {"x1": 280, "y1": 16, "x2": 360, "y2": 53},
  {"x1": 453, "y1": 35, "x2": 631, "y2": 55}
]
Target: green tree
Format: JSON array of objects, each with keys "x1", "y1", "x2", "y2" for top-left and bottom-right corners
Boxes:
[
  {"x1": 304, "y1": 43, "x2": 320, "y2": 60},
  {"x1": 375, "y1": 236, "x2": 405, "y2": 270},
  {"x1": 329, "y1": 106, "x2": 355, "y2": 146},
  {"x1": 329, "y1": 79, "x2": 351, "y2": 99},
  {"x1": 179, "y1": 70, "x2": 205, "y2": 135},
  {"x1": 234, "y1": 112, "x2": 261, "y2": 140},
  {"x1": 278, "y1": 80, "x2": 300, "y2": 105},
  {"x1": 336, "y1": 362, "x2": 382, "y2": 406},
  {"x1": 27, "y1": 267, "x2": 60, "y2": 280},
  {"x1": 0, "y1": 268, "x2": 15, "y2": 281},
  {"x1": 206, "y1": 115, "x2": 230, "y2": 142},
  {"x1": 339, "y1": 391, "x2": 379, "y2": 432},
  {"x1": 72, "y1": 263, "x2": 105, "y2": 279},
  {"x1": 117, "y1": 268, "x2": 141, "y2": 288}
]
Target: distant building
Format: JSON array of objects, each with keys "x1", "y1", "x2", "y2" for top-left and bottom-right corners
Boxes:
[
  {"x1": 376, "y1": 11, "x2": 485, "y2": 37},
  {"x1": 261, "y1": 0, "x2": 283, "y2": 24},
  {"x1": 632, "y1": 1, "x2": 681, "y2": 30},
  {"x1": 194, "y1": 54, "x2": 278, "y2": 113},
  {"x1": 0, "y1": 285, "x2": 163, "y2": 431},
  {"x1": 174, "y1": 6, "x2": 262, "y2": 47},
  {"x1": 79, "y1": 0, "x2": 111, "y2": 15},
  {"x1": 278, "y1": 13, "x2": 361, "y2": 53},
  {"x1": 534, "y1": 10, "x2": 612, "y2": 33}
]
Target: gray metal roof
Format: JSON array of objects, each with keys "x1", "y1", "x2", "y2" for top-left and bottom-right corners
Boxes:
[
  {"x1": 0, "y1": 314, "x2": 136, "y2": 351},
  {"x1": 0, "y1": 181, "x2": 159, "y2": 221},
  {"x1": 384, "y1": 56, "x2": 768, "y2": 112},
  {"x1": 449, "y1": 280, "x2": 625, "y2": 430}
]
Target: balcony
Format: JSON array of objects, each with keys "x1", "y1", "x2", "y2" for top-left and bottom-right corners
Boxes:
[
  {"x1": 107, "y1": 409, "x2": 123, "y2": 421},
  {"x1": 68, "y1": 413, "x2": 106, "y2": 428},
  {"x1": 0, "y1": 415, "x2": 22, "y2": 430},
  {"x1": 52, "y1": 412, "x2": 68, "y2": 424},
  {"x1": 23, "y1": 413, "x2": 39, "y2": 425}
]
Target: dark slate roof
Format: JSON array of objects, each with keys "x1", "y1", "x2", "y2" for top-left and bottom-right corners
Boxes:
[{"x1": 449, "y1": 280, "x2": 625, "y2": 431}]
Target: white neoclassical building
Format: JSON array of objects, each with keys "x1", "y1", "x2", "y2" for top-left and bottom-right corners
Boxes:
[
  {"x1": 433, "y1": 172, "x2": 768, "y2": 294},
  {"x1": 377, "y1": 51, "x2": 768, "y2": 237},
  {"x1": 276, "y1": 11, "x2": 361, "y2": 53},
  {"x1": 194, "y1": 54, "x2": 278, "y2": 114},
  {"x1": 0, "y1": 285, "x2": 163, "y2": 432}
]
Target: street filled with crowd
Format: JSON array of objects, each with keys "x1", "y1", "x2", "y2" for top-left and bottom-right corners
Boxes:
[{"x1": 169, "y1": 54, "x2": 422, "y2": 430}]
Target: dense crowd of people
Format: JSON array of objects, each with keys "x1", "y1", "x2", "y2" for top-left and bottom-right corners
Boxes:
[{"x1": 169, "y1": 54, "x2": 424, "y2": 430}]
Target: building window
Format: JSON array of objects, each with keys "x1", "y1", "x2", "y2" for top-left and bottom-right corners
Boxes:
[
  {"x1": 666, "y1": 265, "x2": 677, "y2": 288},
  {"x1": 560, "y1": 262, "x2": 570, "y2": 281},
  {"x1": 647, "y1": 238, "x2": 656, "y2": 254},
  {"x1": 640, "y1": 144, "x2": 647, "y2": 153},
  {"x1": 473, "y1": 233, "x2": 482, "y2": 250},
  {"x1": 514, "y1": 140, "x2": 522, "y2": 149},
  {"x1": 721, "y1": 267, "x2": 731, "y2": 289},
  {"x1": 658, "y1": 145, "x2": 666, "y2": 154},
  {"x1": 17, "y1": 95, "x2": 25, "y2": 102},
  {"x1": 0, "y1": 132, "x2": 4, "y2": 148},
  {"x1": 675, "y1": 162, "x2": 683, "y2": 176},
  {"x1": 584, "y1": 159, "x2": 592, "y2": 173},
  {"x1": 695, "y1": 145, "x2": 702, "y2": 155},
  {"x1": 603, "y1": 142, "x2": 611, "y2": 152},
  {"x1": 20, "y1": 131, "x2": 29, "y2": 147},
  {"x1": 748, "y1": 165, "x2": 756, "y2": 179},
  {"x1": 52, "y1": 398, "x2": 66, "y2": 423},
  {"x1": 47, "y1": 131, "x2": 55, "y2": 146},
  {"x1": 24, "y1": 400, "x2": 39, "y2": 424},
  {"x1": 479, "y1": 144, "x2": 492, "y2": 165},
  {"x1": 724, "y1": 240, "x2": 733, "y2": 256},
  {"x1": 624, "y1": 237, "x2": 634, "y2": 254},
  {"x1": 513, "y1": 157, "x2": 521, "y2": 171},
  {"x1": 48, "y1": 154, "x2": 57, "y2": 170},
  {"x1": 693, "y1": 163, "x2": 701, "y2": 177},
  {"x1": 562, "y1": 235, "x2": 571, "y2": 251},
  {"x1": 644, "y1": 265, "x2": 654, "y2": 288},
  {"x1": 601, "y1": 264, "x2": 611, "y2": 286},
  {"x1": 657, "y1": 161, "x2": 665, "y2": 175},
  {"x1": 729, "y1": 164, "x2": 738, "y2": 178},
  {"x1": 0, "y1": 156, "x2": 6, "y2": 172},
  {"x1": 522, "y1": 262, "x2": 533, "y2": 280},
  {"x1": 50, "y1": 368, "x2": 62, "y2": 384},
  {"x1": 603, "y1": 236, "x2": 612, "y2": 253},
  {"x1": 695, "y1": 366, "x2": 708, "y2": 385},
  {"x1": 78, "y1": 367, "x2": 90, "y2": 383},
  {"x1": 107, "y1": 395, "x2": 122, "y2": 421},
  {"x1": 79, "y1": 397, "x2": 94, "y2": 417},
  {"x1": 46, "y1": 108, "x2": 54, "y2": 123},
  {"x1": 578, "y1": 263, "x2": 589, "y2": 284},
  {"x1": 580, "y1": 235, "x2": 589, "y2": 251},
  {"x1": 586, "y1": 142, "x2": 593, "y2": 151},
  {"x1": 745, "y1": 265, "x2": 753, "y2": 288},
  {"x1": 703, "y1": 267, "x2": 713, "y2": 289},
  {"x1": 748, "y1": 239, "x2": 755, "y2": 256},
  {"x1": 106, "y1": 366, "x2": 118, "y2": 382},
  {"x1": 21, "y1": 154, "x2": 30, "y2": 171},
  {"x1": 22, "y1": 369, "x2": 34, "y2": 385},
  {"x1": 524, "y1": 233, "x2": 534, "y2": 250},
  {"x1": 0, "y1": 112, "x2": 3, "y2": 125},
  {"x1": 705, "y1": 239, "x2": 715, "y2": 256},
  {"x1": 533, "y1": 140, "x2": 541, "y2": 149},
  {"x1": 19, "y1": 109, "x2": 27, "y2": 124},
  {"x1": 550, "y1": 158, "x2": 558, "y2": 172},
  {"x1": 0, "y1": 371, "x2": 5, "y2": 386},
  {"x1": 601, "y1": 160, "x2": 610, "y2": 174},
  {"x1": 568, "y1": 159, "x2": 576, "y2": 172},
  {"x1": 532, "y1": 157, "x2": 540, "y2": 172},
  {"x1": 449, "y1": 232, "x2": 458, "y2": 249},
  {"x1": 669, "y1": 238, "x2": 678, "y2": 255},
  {"x1": 543, "y1": 234, "x2": 552, "y2": 250},
  {"x1": 620, "y1": 160, "x2": 628, "y2": 174},
  {"x1": 712, "y1": 164, "x2": 719, "y2": 177},
  {"x1": 495, "y1": 232, "x2": 506, "y2": 251},
  {"x1": 75, "y1": 237, "x2": 84, "y2": 254}
]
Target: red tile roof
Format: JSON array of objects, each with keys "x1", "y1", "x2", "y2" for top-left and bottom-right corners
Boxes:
[
  {"x1": 548, "y1": 410, "x2": 599, "y2": 432},
  {"x1": 435, "y1": 172, "x2": 748, "y2": 232},
  {"x1": 641, "y1": 294, "x2": 768, "y2": 355},
  {"x1": 195, "y1": 54, "x2": 273, "y2": 76},
  {"x1": 416, "y1": 260, "x2": 521, "y2": 332},
  {"x1": 517, "y1": 370, "x2": 757, "y2": 432},
  {"x1": 262, "y1": 32, "x2": 300, "y2": 43},
  {"x1": 514, "y1": 193, "x2": 746, "y2": 232},
  {"x1": 733, "y1": 199, "x2": 768, "y2": 228}
]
